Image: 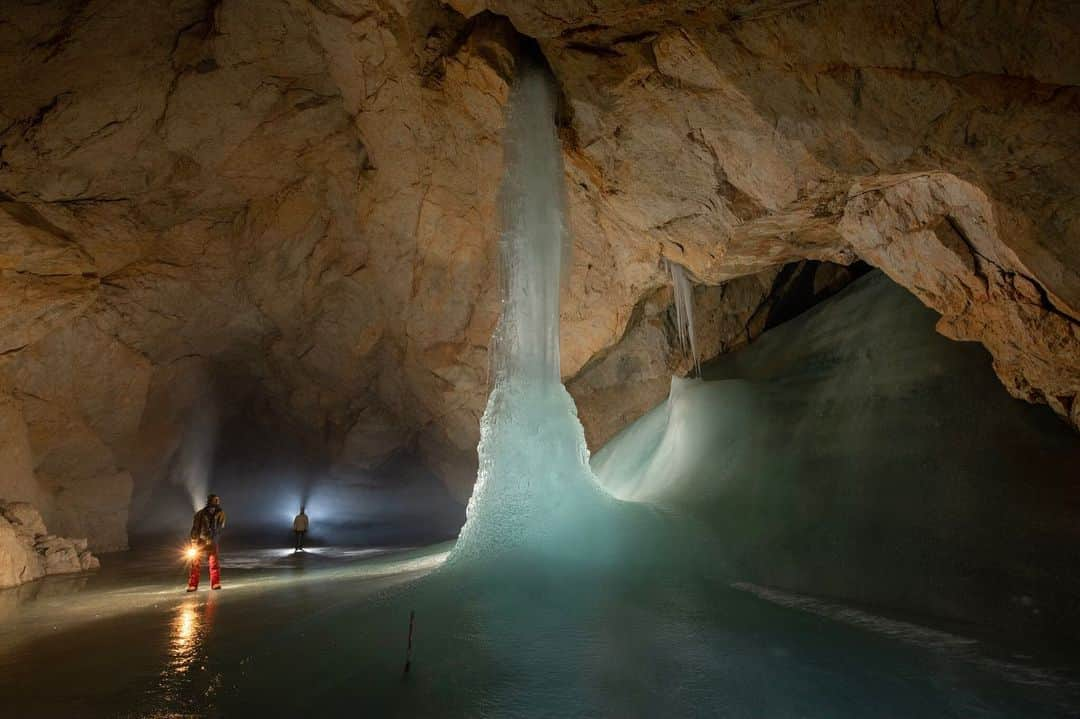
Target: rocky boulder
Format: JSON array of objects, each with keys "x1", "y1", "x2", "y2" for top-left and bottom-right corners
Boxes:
[
  {"x1": 0, "y1": 516, "x2": 43, "y2": 588},
  {"x1": 0, "y1": 501, "x2": 98, "y2": 589},
  {"x1": 1, "y1": 500, "x2": 47, "y2": 540},
  {"x1": 35, "y1": 535, "x2": 99, "y2": 575}
]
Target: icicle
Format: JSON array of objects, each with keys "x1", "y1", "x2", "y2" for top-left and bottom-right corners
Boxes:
[{"x1": 665, "y1": 259, "x2": 700, "y2": 377}]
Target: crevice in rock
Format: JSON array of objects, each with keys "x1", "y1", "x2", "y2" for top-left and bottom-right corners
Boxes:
[
  {"x1": 307, "y1": 0, "x2": 375, "y2": 24},
  {"x1": 564, "y1": 41, "x2": 624, "y2": 58},
  {"x1": 558, "y1": 23, "x2": 611, "y2": 38},
  {"x1": 933, "y1": 213, "x2": 1077, "y2": 325},
  {"x1": 0, "y1": 197, "x2": 73, "y2": 241},
  {"x1": 761, "y1": 260, "x2": 873, "y2": 331},
  {"x1": 31, "y1": 0, "x2": 91, "y2": 62},
  {"x1": 420, "y1": 11, "x2": 521, "y2": 89}
]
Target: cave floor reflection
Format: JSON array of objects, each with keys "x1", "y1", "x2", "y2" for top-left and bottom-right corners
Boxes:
[
  {"x1": 0, "y1": 542, "x2": 449, "y2": 718},
  {"x1": 1, "y1": 542, "x2": 1078, "y2": 718},
  {"x1": 0, "y1": 543, "x2": 447, "y2": 635},
  {"x1": 158, "y1": 595, "x2": 219, "y2": 711}
]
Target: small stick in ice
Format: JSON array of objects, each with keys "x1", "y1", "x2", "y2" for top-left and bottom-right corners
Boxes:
[{"x1": 402, "y1": 609, "x2": 415, "y2": 675}]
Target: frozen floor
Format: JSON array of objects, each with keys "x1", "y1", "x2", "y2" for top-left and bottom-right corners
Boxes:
[{"x1": 1, "y1": 541, "x2": 1078, "y2": 718}]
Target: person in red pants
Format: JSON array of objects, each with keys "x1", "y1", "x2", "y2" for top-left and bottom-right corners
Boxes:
[{"x1": 187, "y1": 493, "x2": 226, "y2": 592}]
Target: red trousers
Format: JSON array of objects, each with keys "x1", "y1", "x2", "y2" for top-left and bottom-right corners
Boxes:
[{"x1": 187, "y1": 542, "x2": 221, "y2": 589}]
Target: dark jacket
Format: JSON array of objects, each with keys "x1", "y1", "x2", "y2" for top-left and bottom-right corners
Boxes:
[{"x1": 190, "y1": 505, "x2": 226, "y2": 544}]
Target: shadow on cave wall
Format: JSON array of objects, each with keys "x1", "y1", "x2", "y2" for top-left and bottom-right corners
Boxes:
[{"x1": 127, "y1": 385, "x2": 465, "y2": 550}]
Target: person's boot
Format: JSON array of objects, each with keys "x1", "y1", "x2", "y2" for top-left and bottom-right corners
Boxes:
[
  {"x1": 186, "y1": 585, "x2": 197, "y2": 592},
  {"x1": 211, "y1": 583, "x2": 222, "y2": 590}
]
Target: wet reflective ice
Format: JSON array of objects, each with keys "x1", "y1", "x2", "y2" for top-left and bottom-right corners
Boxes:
[{"x1": 1, "y1": 542, "x2": 1078, "y2": 718}]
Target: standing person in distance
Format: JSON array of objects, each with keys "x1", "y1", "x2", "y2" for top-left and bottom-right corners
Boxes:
[
  {"x1": 293, "y1": 506, "x2": 309, "y2": 552},
  {"x1": 187, "y1": 494, "x2": 226, "y2": 591}
]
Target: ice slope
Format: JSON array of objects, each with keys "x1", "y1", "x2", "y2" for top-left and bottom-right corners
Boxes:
[{"x1": 593, "y1": 271, "x2": 1080, "y2": 637}]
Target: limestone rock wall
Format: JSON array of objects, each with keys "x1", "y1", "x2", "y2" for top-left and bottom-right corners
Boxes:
[
  {"x1": 0, "y1": 501, "x2": 99, "y2": 589},
  {"x1": 0, "y1": 0, "x2": 1076, "y2": 546},
  {"x1": 475, "y1": 0, "x2": 1079, "y2": 429},
  {"x1": 0, "y1": 0, "x2": 518, "y2": 533}
]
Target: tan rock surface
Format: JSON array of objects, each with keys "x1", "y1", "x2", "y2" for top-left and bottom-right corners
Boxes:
[
  {"x1": 0, "y1": 0, "x2": 1075, "y2": 545},
  {"x1": 0, "y1": 501, "x2": 98, "y2": 588},
  {"x1": 478, "y1": 0, "x2": 1079, "y2": 427},
  {"x1": 0, "y1": 517, "x2": 44, "y2": 589}
]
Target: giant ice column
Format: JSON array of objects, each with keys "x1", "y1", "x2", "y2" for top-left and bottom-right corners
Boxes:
[{"x1": 450, "y1": 59, "x2": 612, "y2": 564}]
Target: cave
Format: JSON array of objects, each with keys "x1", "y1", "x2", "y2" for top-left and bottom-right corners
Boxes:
[{"x1": 1, "y1": 1, "x2": 1078, "y2": 717}]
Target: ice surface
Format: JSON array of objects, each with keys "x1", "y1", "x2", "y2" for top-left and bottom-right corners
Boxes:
[
  {"x1": 590, "y1": 373, "x2": 716, "y2": 502},
  {"x1": 593, "y1": 272, "x2": 1080, "y2": 633},
  {"x1": 4, "y1": 540, "x2": 1076, "y2": 718}
]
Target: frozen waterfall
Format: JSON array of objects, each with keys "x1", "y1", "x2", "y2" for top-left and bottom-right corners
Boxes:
[{"x1": 449, "y1": 59, "x2": 614, "y2": 565}]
